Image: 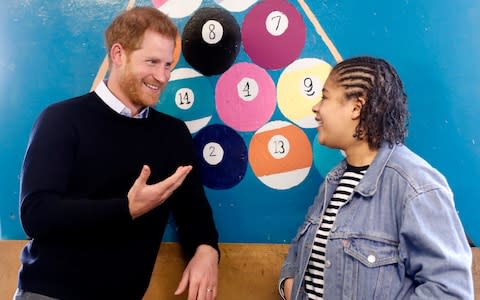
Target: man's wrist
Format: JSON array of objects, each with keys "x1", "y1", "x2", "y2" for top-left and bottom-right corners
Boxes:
[{"x1": 196, "y1": 244, "x2": 220, "y2": 262}]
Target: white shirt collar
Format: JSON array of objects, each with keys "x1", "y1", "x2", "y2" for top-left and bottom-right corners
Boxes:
[{"x1": 94, "y1": 80, "x2": 149, "y2": 119}]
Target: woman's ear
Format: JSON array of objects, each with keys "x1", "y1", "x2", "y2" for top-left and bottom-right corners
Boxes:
[{"x1": 352, "y1": 96, "x2": 366, "y2": 119}]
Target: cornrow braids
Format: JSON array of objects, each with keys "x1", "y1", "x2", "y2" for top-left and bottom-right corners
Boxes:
[{"x1": 331, "y1": 56, "x2": 409, "y2": 149}]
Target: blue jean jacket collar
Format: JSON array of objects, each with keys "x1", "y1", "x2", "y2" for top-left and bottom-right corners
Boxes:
[{"x1": 326, "y1": 143, "x2": 396, "y2": 198}]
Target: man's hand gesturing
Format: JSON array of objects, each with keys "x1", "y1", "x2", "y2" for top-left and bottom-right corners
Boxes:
[{"x1": 127, "y1": 165, "x2": 192, "y2": 219}]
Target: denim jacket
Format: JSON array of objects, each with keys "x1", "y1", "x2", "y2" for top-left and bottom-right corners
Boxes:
[{"x1": 279, "y1": 144, "x2": 473, "y2": 299}]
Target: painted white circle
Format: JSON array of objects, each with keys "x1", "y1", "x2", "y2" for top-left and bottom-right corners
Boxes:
[
  {"x1": 237, "y1": 77, "x2": 259, "y2": 102},
  {"x1": 266, "y1": 11, "x2": 289, "y2": 36},
  {"x1": 155, "y1": 0, "x2": 202, "y2": 19},
  {"x1": 203, "y1": 142, "x2": 224, "y2": 165},
  {"x1": 300, "y1": 76, "x2": 321, "y2": 99},
  {"x1": 214, "y1": 0, "x2": 258, "y2": 12},
  {"x1": 202, "y1": 20, "x2": 223, "y2": 44},
  {"x1": 175, "y1": 87, "x2": 195, "y2": 110},
  {"x1": 268, "y1": 134, "x2": 290, "y2": 159}
]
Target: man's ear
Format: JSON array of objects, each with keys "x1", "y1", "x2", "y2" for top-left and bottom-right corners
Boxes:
[
  {"x1": 110, "y1": 43, "x2": 124, "y2": 66},
  {"x1": 352, "y1": 96, "x2": 365, "y2": 120}
]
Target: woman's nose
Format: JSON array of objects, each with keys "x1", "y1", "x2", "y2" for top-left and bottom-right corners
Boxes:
[{"x1": 312, "y1": 101, "x2": 320, "y2": 113}]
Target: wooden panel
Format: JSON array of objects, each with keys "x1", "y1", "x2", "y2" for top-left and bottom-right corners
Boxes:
[
  {"x1": 144, "y1": 243, "x2": 289, "y2": 300},
  {"x1": 1, "y1": 241, "x2": 478, "y2": 300},
  {"x1": 0, "y1": 240, "x2": 25, "y2": 299},
  {"x1": 473, "y1": 248, "x2": 480, "y2": 299},
  {"x1": 0, "y1": 241, "x2": 288, "y2": 300}
]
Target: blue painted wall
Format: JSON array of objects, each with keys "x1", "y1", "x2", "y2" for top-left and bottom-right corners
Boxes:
[{"x1": 1, "y1": 0, "x2": 478, "y2": 245}]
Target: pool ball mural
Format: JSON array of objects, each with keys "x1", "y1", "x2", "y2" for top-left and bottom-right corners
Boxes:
[
  {"x1": 3, "y1": 0, "x2": 477, "y2": 246},
  {"x1": 148, "y1": 0, "x2": 344, "y2": 243}
]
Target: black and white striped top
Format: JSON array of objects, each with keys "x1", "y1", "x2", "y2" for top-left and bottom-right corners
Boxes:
[{"x1": 304, "y1": 164, "x2": 368, "y2": 300}]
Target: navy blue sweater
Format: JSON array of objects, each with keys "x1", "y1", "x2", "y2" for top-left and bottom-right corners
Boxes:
[{"x1": 19, "y1": 92, "x2": 219, "y2": 300}]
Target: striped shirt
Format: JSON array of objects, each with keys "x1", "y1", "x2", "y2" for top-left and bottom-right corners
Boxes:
[{"x1": 304, "y1": 164, "x2": 368, "y2": 300}]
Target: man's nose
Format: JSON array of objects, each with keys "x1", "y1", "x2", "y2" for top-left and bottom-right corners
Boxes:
[{"x1": 153, "y1": 67, "x2": 169, "y2": 83}]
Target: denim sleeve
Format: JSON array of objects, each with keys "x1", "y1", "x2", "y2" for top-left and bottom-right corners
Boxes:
[
  {"x1": 278, "y1": 190, "x2": 323, "y2": 299},
  {"x1": 278, "y1": 228, "x2": 301, "y2": 300},
  {"x1": 399, "y1": 186, "x2": 474, "y2": 299}
]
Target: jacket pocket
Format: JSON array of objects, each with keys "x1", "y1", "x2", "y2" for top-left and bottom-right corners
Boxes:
[{"x1": 342, "y1": 237, "x2": 400, "y2": 299}]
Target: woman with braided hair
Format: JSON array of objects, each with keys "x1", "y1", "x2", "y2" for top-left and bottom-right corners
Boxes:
[{"x1": 279, "y1": 56, "x2": 473, "y2": 300}]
